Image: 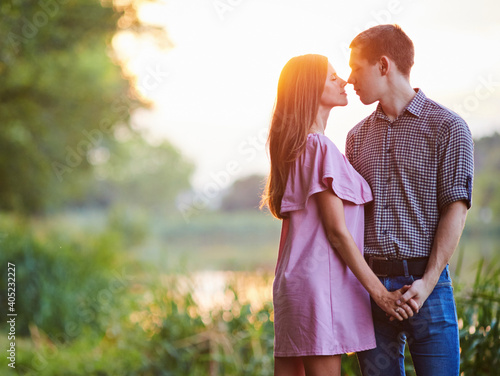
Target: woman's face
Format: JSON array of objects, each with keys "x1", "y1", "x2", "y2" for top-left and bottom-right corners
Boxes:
[{"x1": 319, "y1": 63, "x2": 348, "y2": 108}]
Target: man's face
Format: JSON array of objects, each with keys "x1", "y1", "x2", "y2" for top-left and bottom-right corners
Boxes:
[{"x1": 348, "y1": 47, "x2": 382, "y2": 105}]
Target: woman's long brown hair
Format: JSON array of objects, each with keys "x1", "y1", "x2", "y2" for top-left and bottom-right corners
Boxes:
[{"x1": 261, "y1": 54, "x2": 328, "y2": 219}]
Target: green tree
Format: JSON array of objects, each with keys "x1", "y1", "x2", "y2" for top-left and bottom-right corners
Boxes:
[
  {"x1": 0, "y1": 0, "x2": 190, "y2": 213},
  {"x1": 86, "y1": 130, "x2": 194, "y2": 210}
]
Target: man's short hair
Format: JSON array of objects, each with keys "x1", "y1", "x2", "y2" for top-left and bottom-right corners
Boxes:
[{"x1": 350, "y1": 24, "x2": 414, "y2": 77}]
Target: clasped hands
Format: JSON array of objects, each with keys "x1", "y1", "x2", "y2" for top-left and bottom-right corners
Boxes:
[{"x1": 374, "y1": 279, "x2": 434, "y2": 321}]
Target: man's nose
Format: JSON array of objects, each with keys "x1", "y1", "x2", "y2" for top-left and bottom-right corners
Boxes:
[{"x1": 347, "y1": 74, "x2": 354, "y2": 85}]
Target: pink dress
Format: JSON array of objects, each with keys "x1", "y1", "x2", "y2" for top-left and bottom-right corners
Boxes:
[{"x1": 273, "y1": 133, "x2": 376, "y2": 357}]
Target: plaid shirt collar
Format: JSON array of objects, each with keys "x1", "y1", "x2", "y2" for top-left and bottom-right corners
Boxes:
[{"x1": 374, "y1": 88, "x2": 426, "y2": 122}]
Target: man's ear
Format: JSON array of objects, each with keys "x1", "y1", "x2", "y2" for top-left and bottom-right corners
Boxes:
[{"x1": 379, "y1": 56, "x2": 390, "y2": 76}]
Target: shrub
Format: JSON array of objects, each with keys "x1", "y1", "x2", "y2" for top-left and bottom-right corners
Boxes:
[
  {"x1": 0, "y1": 215, "x2": 131, "y2": 342},
  {"x1": 1, "y1": 212, "x2": 497, "y2": 375},
  {"x1": 455, "y1": 257, "x2": 500, "y2": 375}
]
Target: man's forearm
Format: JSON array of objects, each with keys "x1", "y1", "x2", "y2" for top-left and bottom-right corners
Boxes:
[
  {"x1": 398, "y1": 200, "x2": 469, "y2": 310},
  {"x1": 422, "y1": 200, "x2": 468, "y2": 288}
]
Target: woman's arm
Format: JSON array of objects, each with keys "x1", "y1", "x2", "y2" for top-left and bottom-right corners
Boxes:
[{"x1": 315, "y1": 188, "x2": 415, "y2": 320}]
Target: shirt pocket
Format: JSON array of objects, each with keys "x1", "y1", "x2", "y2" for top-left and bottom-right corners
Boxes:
[{"x1": 395, "y1": 136, "x2": 435, "y2": 183}]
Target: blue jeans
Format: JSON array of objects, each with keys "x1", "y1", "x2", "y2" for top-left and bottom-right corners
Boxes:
[{"x1": 357, "y1": 265, "x2": 459, "y2": 376}]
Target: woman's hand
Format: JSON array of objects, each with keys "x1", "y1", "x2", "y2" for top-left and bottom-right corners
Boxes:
[{"x1": 373, "y1": 285, "x2": 418, "y2": 321}]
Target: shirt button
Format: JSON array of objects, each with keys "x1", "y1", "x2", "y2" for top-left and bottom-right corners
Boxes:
[
  {"x1": 387, "y1": 148, "x2": 392, "y2": 153},
  {"x1": 384, "y1": 204, "x2": 389, "y2": 209},
  {"x1": 387, "y1": 177, "x2": 391, "y2": 182},
  {"x1": 383, "y1": 230, "x2": 388, "y2": 235}
]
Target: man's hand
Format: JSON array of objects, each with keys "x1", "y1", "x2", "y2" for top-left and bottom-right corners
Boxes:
[
  {"x1": 375, "y1": 285, "x2": 418, "y2": 321},
  {"x1": 397, "y1": 278, "x2": 435, "y2": 312}
]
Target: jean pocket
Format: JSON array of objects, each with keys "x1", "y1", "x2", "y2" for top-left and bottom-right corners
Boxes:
[
  {"x1": 435, "y1": 265, "x2": 453, "y2": 287},
  {"x1": 435, "y1": 276, "x2": 453, "y2": 287},
  {"x1": 435, "y1": 281, "x2": 453, "y2": 290}
]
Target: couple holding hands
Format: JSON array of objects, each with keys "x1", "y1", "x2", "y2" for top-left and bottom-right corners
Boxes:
[{"x1": 261, "y1": 24, "x2": 474, "y2": 376}]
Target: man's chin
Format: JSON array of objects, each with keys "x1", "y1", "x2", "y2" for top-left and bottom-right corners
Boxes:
[{"x1": 359, "y1": 96, "x2": 377, "y2": 105}]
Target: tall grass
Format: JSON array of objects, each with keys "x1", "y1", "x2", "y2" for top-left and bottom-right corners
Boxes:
[
  {"x1": 454, "y1": 252, "x2": 500, "y2": 375},
  {"x1": 0, "y1": 212, "x2": 498, "y2": 375}
]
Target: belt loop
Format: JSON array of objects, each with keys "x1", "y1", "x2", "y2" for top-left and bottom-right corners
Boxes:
[{"x1": 402, "y1": 259, "x2": 409, "y2": 277}]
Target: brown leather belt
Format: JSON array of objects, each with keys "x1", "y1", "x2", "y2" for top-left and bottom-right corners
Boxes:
[{"x1": 364, "y1": 255, "x2": 428, "y2": 277}]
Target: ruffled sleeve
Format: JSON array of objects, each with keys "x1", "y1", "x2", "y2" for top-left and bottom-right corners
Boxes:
[{"x1": 280, "y1": 133, "x2": 373, "y2": 215}]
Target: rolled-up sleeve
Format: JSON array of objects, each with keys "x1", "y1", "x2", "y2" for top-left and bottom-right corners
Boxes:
[{"x1": 437, "y1": 117, "x2": 474, "y2": 211}]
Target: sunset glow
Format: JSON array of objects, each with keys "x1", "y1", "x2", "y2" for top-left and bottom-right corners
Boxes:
[{"x1": 119, "y1": 0, "x2": 500, "y2": 190}]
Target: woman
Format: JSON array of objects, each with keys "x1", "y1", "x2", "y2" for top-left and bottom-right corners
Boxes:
[{"x1": 261, "y1": 54, "x2": 413, "y2": 376}]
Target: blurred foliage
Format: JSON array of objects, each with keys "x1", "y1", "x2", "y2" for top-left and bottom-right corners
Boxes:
[
  {"x1": 127, "y1": 277, "x2": 276, "y2": 375},
  {"x1": 0, "y1": 0, "x2": 191, "y2": 213},
  {"x1": 151, "y1": 210, "x2": 280, "y2": 271},
  {"x1": 0, "y1": 214, "x2": 497, "y2": 375},
  {"x1": 463, "y1": 132, "x2": 500, "y2": 236},
  {"x1": 0, "y1": 213, "x2": 135, "y2": 341},
  {"x1": 454, "y1": 252, "x2": 500, "y2": 375},
  {"x1": 220, "y1": 175, "x2": 265, "y2": 212},
  {"x1": 77, "y1": 130, "x2": 194, "y2": 211}
]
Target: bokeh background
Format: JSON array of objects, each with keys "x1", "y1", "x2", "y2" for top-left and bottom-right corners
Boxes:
[{"x1": 0, "y1": 0, "x2": 498, "y2": 375}]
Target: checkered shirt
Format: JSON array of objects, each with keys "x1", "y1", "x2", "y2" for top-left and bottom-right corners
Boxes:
[{"x1": 346, "y1": 89, "x2": 474, "y2": 259}]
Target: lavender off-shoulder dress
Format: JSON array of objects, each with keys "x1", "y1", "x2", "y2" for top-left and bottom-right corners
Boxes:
[{"x1": 273, "y1": 133, "x2": 376, "y2": 357}]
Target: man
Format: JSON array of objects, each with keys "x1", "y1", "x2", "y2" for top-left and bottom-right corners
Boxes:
[{"x1": 345, "y1": 24, "x2": 474, "y2": 376}]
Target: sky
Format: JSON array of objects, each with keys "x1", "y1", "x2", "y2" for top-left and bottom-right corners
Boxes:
[{"x1": 113, "y1": 0, "x2": 500, "y2": 194}]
